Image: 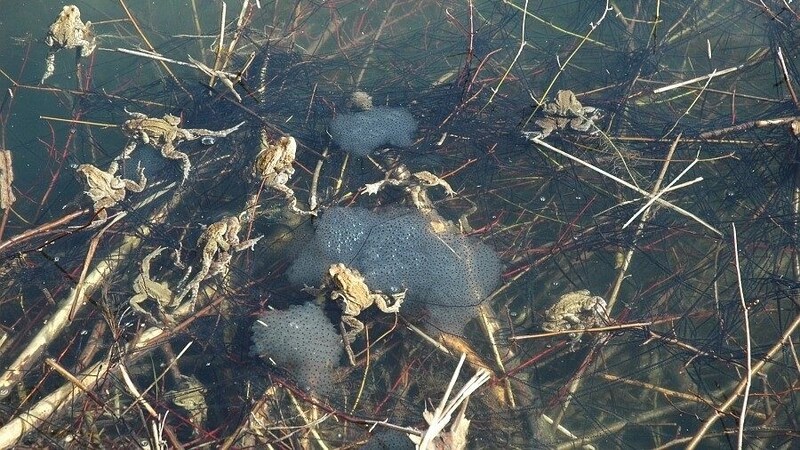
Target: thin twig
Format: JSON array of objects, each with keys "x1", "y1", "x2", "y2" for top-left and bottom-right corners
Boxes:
[
  {"x1": 776, "y1": 47, "x2": 799, "y2": 108},
  {"x1": 70, "y1": 213, "x2": 125, "y2": 320},
  {"x1": 653, "y1": 65, "x2": 739, "y2": 94},
  {"x1": 731, "y1": 223, "x2": 752, "y2": 450},
  {"x1": 210, "y1": 1, "x2": 227, "y2": 88},
  {"x1": 622, "y1": 158, "x2": 701, "y2": 229},
  {"x1": 519, "y1": 0, "x2": 611, "y2": 124},
  {"x1": 485, "y1": 0, "x2": 528, "y2": 108}
]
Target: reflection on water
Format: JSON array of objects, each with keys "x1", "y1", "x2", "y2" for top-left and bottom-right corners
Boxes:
[{"x1": 1, "y1": 0, "x2": 799, "y2": 448}]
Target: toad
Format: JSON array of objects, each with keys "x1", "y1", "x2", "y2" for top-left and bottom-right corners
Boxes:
[
  {"x1": 530, "y1": 90, "x2": 604, "y2": 138},
  {"x1": 314, "y1": 263, "x2": 405, "y2": 365},
  {"x1": 41, "y1": 5, "x2": 96, "y2": 83},
  {"x1": 178, "y1": 215, "x2": 262, "y2": 303},
  {"x1": 130, "y1": 247, "x2": 180, "y2": 324},
  {"x1": 76, "y1": 161, "x2": 146, "y2": 221},
  {"x1": 120, "y1": 109, "x2": 245, "y2": 183},
  {"x1": 542, "y1": 290, "x2": 609, "y2": 347},
  {"x1": 252, "y1": 130, "x2": 313, "y2": 215},
  {"x1": 364, "y1": 164, "x2": 456, "y2": 210}
]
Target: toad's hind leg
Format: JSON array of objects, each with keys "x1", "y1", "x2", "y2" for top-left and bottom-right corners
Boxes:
[
  {"x1": 340, "y1": 316, "x2": 364, "y2": 365},
  {"x1": 160, "y1": 142, "x2": 191, "y2": 182}
]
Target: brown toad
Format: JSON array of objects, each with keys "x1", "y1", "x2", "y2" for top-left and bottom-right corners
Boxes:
[
  {"x1": 318, "y1": 263, "x2": 405, "y2": 365},
  {"x1": 364, "y1": 164, "x2": 456, "y2": 210},
  {"x1": 542, "y1": 290, "x2": 608, "y2": 347},
  {"x1": 41, "y1": 5, "x2": 96, "y2": 84},
  {"x1": 130, "y1": 247, "x2": 179, "y2": 323},
  {"x1": 178, "y1": 215, "x2": 262, "y2": 303},
  {"x1": 76, "y1": 161, "x2": 146, "y2": 221},
  {"x1": 252, "y1": 131, "x2": 313, "y2": 215},
  {"x1": 120, "y1": 110, "x2": 244, "y2": 183},
  {"x1": 531, "y1": 90, "x2": 604, "y2": 138}
]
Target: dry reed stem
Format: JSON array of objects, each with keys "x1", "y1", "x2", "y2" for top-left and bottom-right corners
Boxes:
[
  {"x1": 661, "y1": 70, "x2": 717, "y2": 137},
  {"x1": 38, "y1": 115, "x2": 118, "y2": 128},
  {"x1": 0, "y1": 209, "x2": 85, "y2": 253},
  {"x1": 478, "y1": 306, "x2": 516, "y2": 407},
  {"x1": 557, "y1": 399, "x2": 703, "y2": 450},
  {"x1": 0, "y1": 326, "x2": 165, "y2": 447},
  {"x1": 221, "y1": 1, "x2": 254, "y2": 73},
  {"x1": 509, "y1": 321, "x2": 652, "y2": 341},
  {"x1": 288, "y1": 392, "x2": 330, "y2": 450},
  {"x1": 308, "y1": 148, "x2": 327, "y2": 211},
  {"x1": 43, "y1": 358, "x2": 112, "y2": 414},
  {"x1": 652, "y1": 65, "x2": 739, "y2": 94},
  {"x1": 0, "y1": 221, "x2": 137, "y2": 398},
  {"x1": 354, "y1": 2, "x2": 397, "y2": 88},
  {"x1": 210, "y1": 1, "x2": 227, "y2": 88},
  {"x1": 518, "y1": 0, "x2": 611, "y2": 123},
  {"x1": 484, "y1": 0, "x2": 527, "y2": 109},
  {"x1": 540, "y1": 413, "x2": 595, "y2": 450},
  {"x1": 411, "y1": 353, "x2": 489, "y2": 449},
  {"x1": 189, "y1": 0, "x2": 203, "y2": 46},
  {"x1": 501, "y1": 0, "x2": 610, "y2": 48},
  {"x1": 0, "y1": 182, "x2": 176, "y2": 399},
  {"x1": 550, "y1": 135, "x2": 682, "y2": 432},
  {"x1": 119, "y1": 363, "x2": 159, "y2": 418},
  {"x1": 70, "y1": 213, "x2": 126, "y2": 320},
  {"x1": 0, "y1": 149, "x2": 15, "y2": 210},
  {"x1": 776, "y1": 47, "x2": 799, "y2": 108},
  {"x1": 698, "y1": 116, "x2": 800, "y2": 139},
  {"x1": 114, "y1": 48, "x2": 197, "y2": 68},
  {"x1": 120, "y1": 342, "x2": 193, "y2": 419}
]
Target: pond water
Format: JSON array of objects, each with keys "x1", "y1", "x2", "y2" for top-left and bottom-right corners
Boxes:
[{"x1": 0, "y1": 1, "x2": 798, "y2": 448}]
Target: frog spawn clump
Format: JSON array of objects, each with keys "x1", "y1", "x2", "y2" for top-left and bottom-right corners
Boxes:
[
  {"x1": 329, "y1": 92, "x2": 417, "y2": 156},
  {"x1": 250, "y1": 302, "x2": 343, "y2": 394},
  {"x1": 288, "y1": 207, "x2": 502, "y2": 335}
]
